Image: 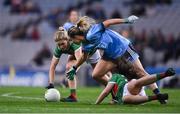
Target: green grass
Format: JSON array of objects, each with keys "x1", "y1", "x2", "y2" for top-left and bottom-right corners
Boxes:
[{"x1": 0, "y1": 86, "x2": 180, "y2": 113}]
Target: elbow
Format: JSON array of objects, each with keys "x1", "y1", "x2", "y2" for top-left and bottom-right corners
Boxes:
[{"x1": 103, "y1": 20, "x2": 110, "y2": 28}]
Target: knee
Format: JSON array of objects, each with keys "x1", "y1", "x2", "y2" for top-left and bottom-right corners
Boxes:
[
  {"x1": 92, "y1": 72, "x2": 98, "y2": 80},
  {"x1": 92, "y1": 71, "x2": 101, "y2": 80},
  {"x1": 128, "y1": 80, "x2": 140, "y2": 95},
  {"x1": 131, "y1": 79, "x2": 140, "y2": 87}
]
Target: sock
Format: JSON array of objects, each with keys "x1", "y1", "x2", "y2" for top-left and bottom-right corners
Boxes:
[
  {"x1": 153, "y1": 88, "x2": 160, "y2": 95},
  {"x1": 70, "y1": 89, "x2": 76, "y2": 98},
  {"x1": 156, "y1": 73, "x2": 167, "y2": 80},
  {"x1": 148, "y1": 95, "x2": 157, "y2": 101},
  {"x1": 154, "y1": 72, "x2": 167, "y2": 95}
]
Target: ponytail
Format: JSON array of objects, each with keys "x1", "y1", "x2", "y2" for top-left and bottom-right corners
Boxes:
[{"x1": 54, "y1": 27, "x2": 69, "y2": 43}]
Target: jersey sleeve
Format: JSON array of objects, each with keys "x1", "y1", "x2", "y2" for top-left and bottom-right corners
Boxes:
[
  {"x1": 53, "y1": 46, "x2": 62, "y2": 59},
  {"x1": 71, "y1": 43, "x2": 81, "y2": 51}
]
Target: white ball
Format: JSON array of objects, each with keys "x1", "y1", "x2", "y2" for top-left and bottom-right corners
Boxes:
[{"x1": 44, "y1": 88, "x2": 61, "y2": 102}]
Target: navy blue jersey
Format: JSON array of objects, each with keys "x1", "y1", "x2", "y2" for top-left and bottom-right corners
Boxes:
[{"x1": 82, "y1": 23, "x2": 130, "y2": 60}]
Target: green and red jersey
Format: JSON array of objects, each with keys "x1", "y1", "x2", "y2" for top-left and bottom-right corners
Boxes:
[{"x1": 109, "y1": 73, "x2": 128, "y2": 104}]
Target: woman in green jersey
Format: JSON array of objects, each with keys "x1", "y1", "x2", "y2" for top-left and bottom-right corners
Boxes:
[
  {"x1": 96, "y1": 68, "x2": 175, "y2": 104},
  {"x1": 46, "y1": 27, "x2": 110, "y2": 102}
]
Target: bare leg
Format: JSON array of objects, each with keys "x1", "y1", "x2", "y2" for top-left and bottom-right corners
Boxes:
[
  {"x1": 92, "y1": 59, "x2": 116, "y2": 85},
  {"x1": 67, "y1": 77, "x2": 77, "y2": 89},
  {"x1": 66, "y1": 60, "x2": 77, "y2": 88},
  {"x1": 91, "y1": 63, "x2": 109, "y2": 85},
  {"x1": 127, "y1": 68, "x2": 175, "y2": 95},
  {"x1": 122, "y1": 94, "x2": 166, "y2": 104},
  {"x1": 134, "y1": 68, "x2": 175, "y2": 88},
  {"x1": 131, "y1": 59, "x2": 158, "y2": 90},
  {"x1": 91, "y1": 62, "x2": 117, "y2": 100},
  {"x1": 65, "y1": 57, "x2": 77, "y2": 99},
  {"x1": 124, "y1": 78, "x2": 171, "y2": 105},
  {"x1": 123, "y1": 95, "x2": 149, "y2": 104}
]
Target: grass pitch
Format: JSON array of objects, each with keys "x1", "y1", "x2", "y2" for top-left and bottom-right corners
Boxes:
[{"x1": 0, "y1": 86, "x2": 180, "y2": 113}]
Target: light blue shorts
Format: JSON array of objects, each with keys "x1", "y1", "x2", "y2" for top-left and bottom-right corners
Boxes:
[{"x1": 125, "y1": 44, "x2": 139, "y2": 62}]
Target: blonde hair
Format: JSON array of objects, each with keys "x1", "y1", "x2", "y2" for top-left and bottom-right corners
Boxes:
[
  {"x1": 77, "y1": 16, "x2": 96, "y2": 32},
  {"x1": 54, "y1": 27, "x2": 69, "y2": 43}
]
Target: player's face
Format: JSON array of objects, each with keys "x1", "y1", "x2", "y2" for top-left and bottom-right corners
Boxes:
[
  {"x1": 72, "y1": 35, "x2": 84, "y2": 44},
  {"x1": 80, "y1": 21, "x2": 89, "y2": 31},
  {"x1": 57, "y1": 40, "x2": 69, "y2": 50},
  {"x1": 69, "y1": 11, "x2": 79, "y2": 23}
]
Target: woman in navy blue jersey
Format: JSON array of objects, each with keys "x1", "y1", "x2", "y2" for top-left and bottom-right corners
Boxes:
[{"x1": 67, "y1": 16, "x2": 168, "y2": 104}]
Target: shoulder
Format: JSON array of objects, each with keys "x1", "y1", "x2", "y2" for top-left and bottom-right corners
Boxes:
[
  {"x1": 54, "y1": 46, "x2": 63, "y2": 54},
  {"x1": 54, "y1": 46, "x2": 61, "y2": 52},
  {"x1": 89, "y1": 23, "x2": 105, "y2": 32},
  {"x1": 53, "y1": 46, "x2": 63, "y2": 58},
  {"x1": 86, "y1": 23, "x2": 105, "y2": 41},
  {"x1": 63, "y1": 22, "x2": 74, "y2": 31}
]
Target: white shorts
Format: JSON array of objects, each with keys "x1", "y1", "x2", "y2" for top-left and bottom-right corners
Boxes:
[
  {"x1": 86, "y1": 50, "x2": 101, "y2": 64},
  {"x1": 123, "y1": 82, "x2": 146, "y2": 97}
]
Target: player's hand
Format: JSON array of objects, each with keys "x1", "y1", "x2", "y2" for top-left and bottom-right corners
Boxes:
[
  {"x1": 110, "y1": 98, "x2": 118, "y2": 104},
  {"x1": 66, "y1": 66, "x2": 77, "y2": 80},
  {"x1": 165, "y1": 68, "x2": 175, "y2": 76},
  {"x1": 46, "y1": 83, "x2": 54, "y2": 89},
  {"x1": 125, "y1": 15, "x2": 139, "y2": 24}
]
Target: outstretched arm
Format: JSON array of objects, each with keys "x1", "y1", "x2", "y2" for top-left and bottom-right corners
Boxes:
[
  {"x1": 95, "y1": 83, "x2": 114, "y2": 104},
  {"x1": 103, "y1": 15, "x2": 139, "y2": 28},
  {"x1": 49, "y1": 56, "x2": 59, "y2": 83},
  {"x1": 66, "y1": 51, "x2": 89, "y2": 80},
  {"x1": 46, "y1": 56, "x2": 59, "y2": 89},
  {"x1": 74, "y1": 51, "x2": 89, "y2": 69}
]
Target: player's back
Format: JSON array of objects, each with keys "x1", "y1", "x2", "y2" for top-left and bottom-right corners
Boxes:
[{"x1": 100, "y1": 29, "x2": 130, "y2": 59}]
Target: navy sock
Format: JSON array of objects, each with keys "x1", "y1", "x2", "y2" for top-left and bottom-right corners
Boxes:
[{"x1": 153, "y1": 88, "x2": 160, "y2": 95}]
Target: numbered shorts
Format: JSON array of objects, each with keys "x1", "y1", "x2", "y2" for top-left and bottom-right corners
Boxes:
[{"x1": 86, "y1": 50, "x2": 101, "y2": 64}]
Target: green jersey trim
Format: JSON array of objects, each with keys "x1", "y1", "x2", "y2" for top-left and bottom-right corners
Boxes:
[{"x1": 74, "y1": 46, "x2": 81, "y2": 53}]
